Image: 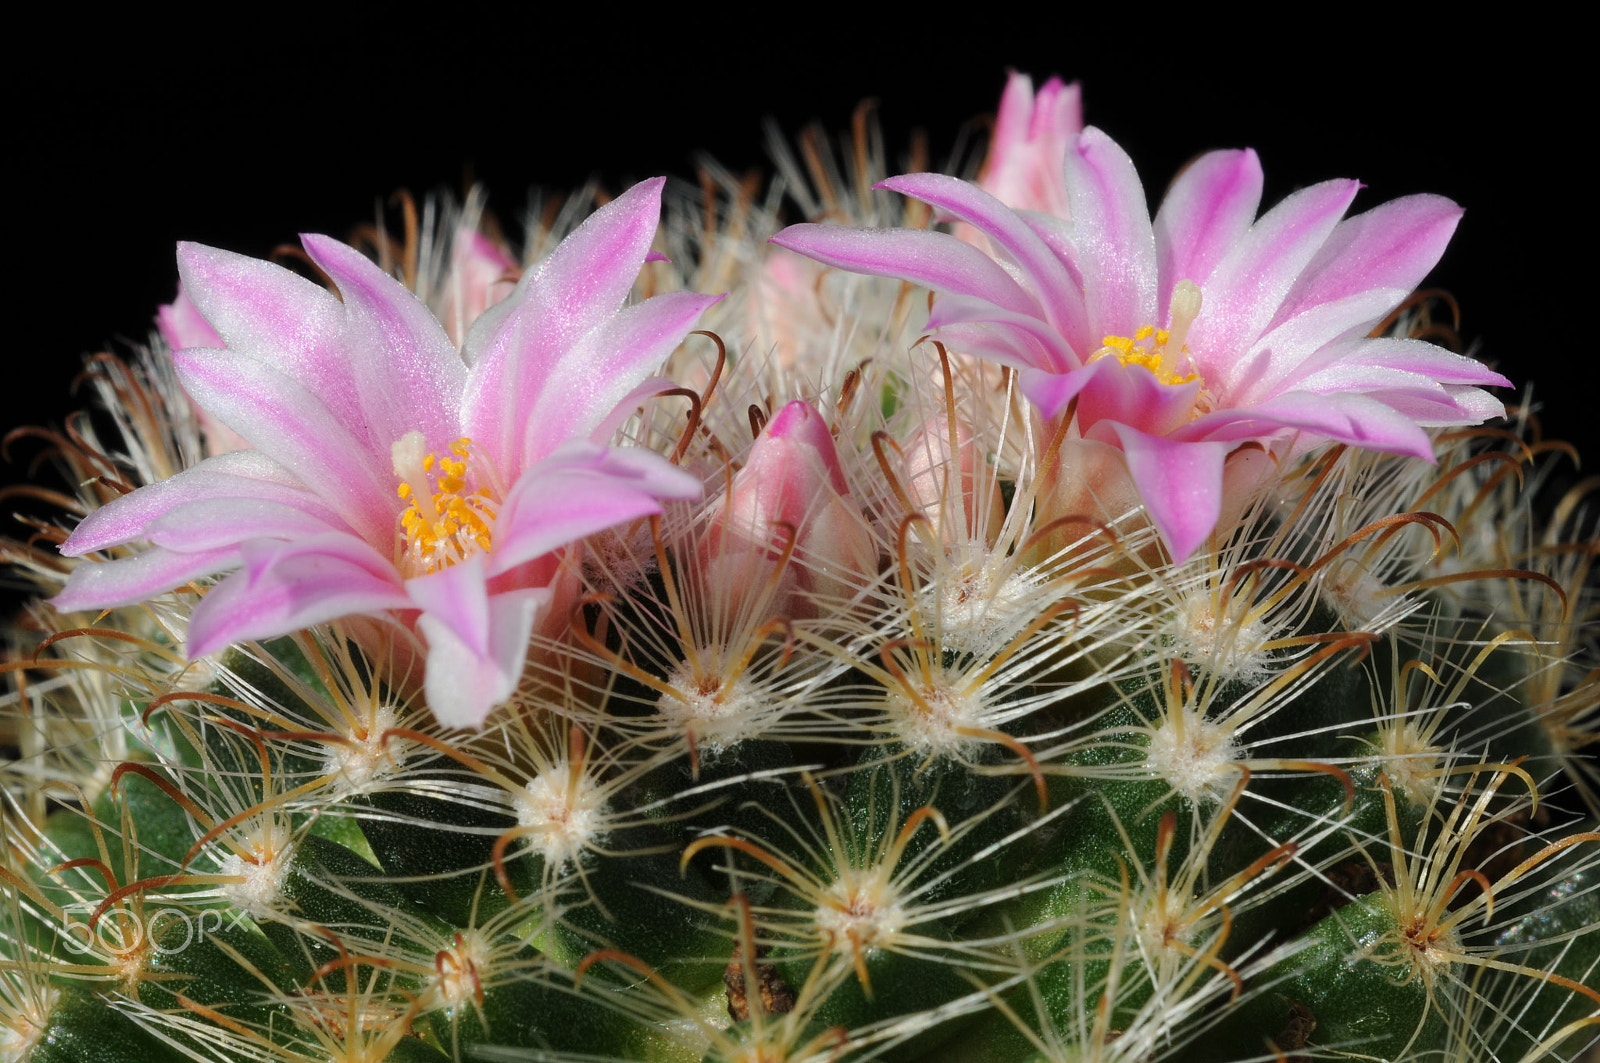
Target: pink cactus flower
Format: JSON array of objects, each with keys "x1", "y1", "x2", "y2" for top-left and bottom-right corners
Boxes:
[
  {"x1": 979, "y1": 71, "x2": 1082, "y2": 217},
  {"x1": 699, "y1": 401, "x2": 877, "y2": 621},
  {"x1": 771, "y1": 129, "x2": 1509, "y2": 560},
  {"x1": 55, "y1": 178, "x2": 717, "y2": 728}
]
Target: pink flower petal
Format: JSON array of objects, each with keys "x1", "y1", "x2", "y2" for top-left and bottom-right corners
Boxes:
[
  {"x1": 1242, "y1": 334, "x2": 1511, "y2": 408},
  {"x1": 1184, "y1": 391, "x2": 1435, "y2": 459},
  {"x1": 1064, "y1": 128, "x2": 1158, "y2": 336},
  {"x1": 409, "y1": 561, "x2": 549, "y2": 729},
  {"x1": 1436, "y1": 384, "x2": 1507, "y2": 424},
  {"x1": 1351, "y1": 383, "x2": 1506, "y2": 426},
  {"x1": 879, "y1": 173, "x2": 1086, "y2": 336},
  {"x1": 1153, "y1": 148, "x2": 1262, "y2": 311},
  {"x1": 1222, "y1": 288, "x2": 1409, "y2": 400},
  {"x1": 1076, "y1": 357, "x2": 1207, "y2": 439},
  {"x1": 935, "y1": 323, "x2": 1067, "y2": 375},
  {"x1": 1290, "y1": 363, "x2": 1460, "y2": 396},
  {"x1": 926, "y1": 294, "x2": 1077, "y2": 372},
  {"x1": 1273, "y1": 194, "x2": 1463, "y2": 330},
  {"x1": 51, "y1": 546, "x2": 241, "y2": 613},
  {"x1": 460, "y1": 179, "x2": 675, "y2": 474},
  {"x1": 176, "y1": 242, "x2": 355, "y2": 416},
  {"x1": 1301, "y1": 337, "x2": 1512, "y2": 386},
  {"x1": 144, "y1": 497, "x2": 349, "y2": 552},
  {"x1": 61, "y1": 450, "x2": 334, "y2": 556},
  {"x1": 1110, "y1": 426, "x2": 1228, "y2": 562},
  {"x1": 1187, "y1": 178, "x2": 1361, "y2": 368},
  {"x1": 156, "y1": 285, "x2": 224, "y2": 351},
  {"x1": 586, "y1": 375, "x2": 682, "y2": 448},
  {"x1": 186, "y1": 535, "x2": 411, "y2": 658},
  {"x1": 174, "y1": 349, "x2": 395, "y2": 542},
  {"x1": 508, "y1": 290, "x2": 722, "y2": 468},
  {"x1": 489, "y1": 442, "x2": 701, "y2": 576},
  {"x1": 300, "y1": 234, "x2": 466, "y2": 454},
  {"x1": 769, "y1": 225, "x2": 1041, "y2": 320},
  {"x1": 1019, "y1": 365, "x2": 1099, "y2": 422}
]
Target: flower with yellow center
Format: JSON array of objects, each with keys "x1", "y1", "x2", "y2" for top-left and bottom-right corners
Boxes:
[
  {"x1": 774, "y1": 130, "x2": 1509, "y2": 561},
  {"x1": 54, "y1": 179, "x2": 716, "y2": 728}
]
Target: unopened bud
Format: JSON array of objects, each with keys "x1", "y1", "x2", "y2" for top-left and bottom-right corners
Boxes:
[
  {"x1": 701, "y1": 401, "x2": 877, "y2": 620},
  {"x1": 902, "y1": 415, "x2": 1004, "y2": 547}
]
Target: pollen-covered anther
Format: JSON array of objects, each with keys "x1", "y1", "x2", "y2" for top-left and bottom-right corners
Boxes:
[
  {"x1": 1092, "y1": 279, "x2": 1204, "y2": 387},
  {"x1": 1145, "y1": 710, "x2": 1239, "y2": 803},
  {"x1": 514, "y1": 767, "x2": 607, "y2": 868},
  {"x1": 391, "y1": 431, "x2": 500, "y2": 578}
]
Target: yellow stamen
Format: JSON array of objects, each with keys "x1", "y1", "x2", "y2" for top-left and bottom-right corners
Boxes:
[
  {"x1": 1091, "y1": 279, "x2": 1205, "y2": 387},
  {"x1": 391, "y1": 431, "x2": 499, "y2": 577}
]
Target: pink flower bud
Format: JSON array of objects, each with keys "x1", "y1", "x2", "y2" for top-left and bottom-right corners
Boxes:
[
  {"x1": 901, "y1": 415, "x2": 1003, "y2": 547},
  {"x1": 748, "y1": 246, "x2": 828, "y2": 371},
  {"x1": 953, "y1": 72, "x2": 1081, "y2": 249},
  {"x1": 701, "y1": 401, "x2": 877, "y2": 620},
  {"x1": 979, "y1": 72, "x2": 1082, "y2": 218}
]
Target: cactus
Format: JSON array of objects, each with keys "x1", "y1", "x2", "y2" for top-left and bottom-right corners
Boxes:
[{"x1": 4, "y1": 74, "x2": 1597, "y2": 1063}]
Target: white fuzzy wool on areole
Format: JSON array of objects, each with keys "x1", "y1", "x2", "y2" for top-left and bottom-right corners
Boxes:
[
  {"x1": 515, "y1": 768, "x2": 607, "y2": 869},
  {"x1": 218, "y1": 825, "x2": 295, "y2": 919},
  {"x1": 1144, "y1": 709, "x2": 1240, "y2": 805}
]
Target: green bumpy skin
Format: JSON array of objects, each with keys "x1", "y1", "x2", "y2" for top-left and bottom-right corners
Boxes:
[{"x1": 10, "y1": 567, "x2": 1597, "y2": 1063}]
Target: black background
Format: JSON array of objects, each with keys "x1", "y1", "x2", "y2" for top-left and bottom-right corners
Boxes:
[{"x1": 7, "y1": 21, "x2": 1594, "y2": 618}]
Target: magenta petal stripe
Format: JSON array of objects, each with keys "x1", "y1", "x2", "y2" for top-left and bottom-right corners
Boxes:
[{"x1": 1153, "y1": 148, "x2": 1262, "y2": 313}]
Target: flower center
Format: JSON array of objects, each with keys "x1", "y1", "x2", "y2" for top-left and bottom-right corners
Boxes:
[
  {"x1": 391, "y1": 431, "x2": 500, "y2": 578},
  {"x1": 1093, "y1": 279, "x2": 1204, "y2": 386}
]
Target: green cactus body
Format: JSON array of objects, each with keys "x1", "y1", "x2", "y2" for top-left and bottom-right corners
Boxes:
[
  {"x1": 1189, "y1": 891, "x2": 1444, "y2": 1062},
  {"x1": 1483, "y1": 859, "x2": 1600, "y2": 1061}
]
